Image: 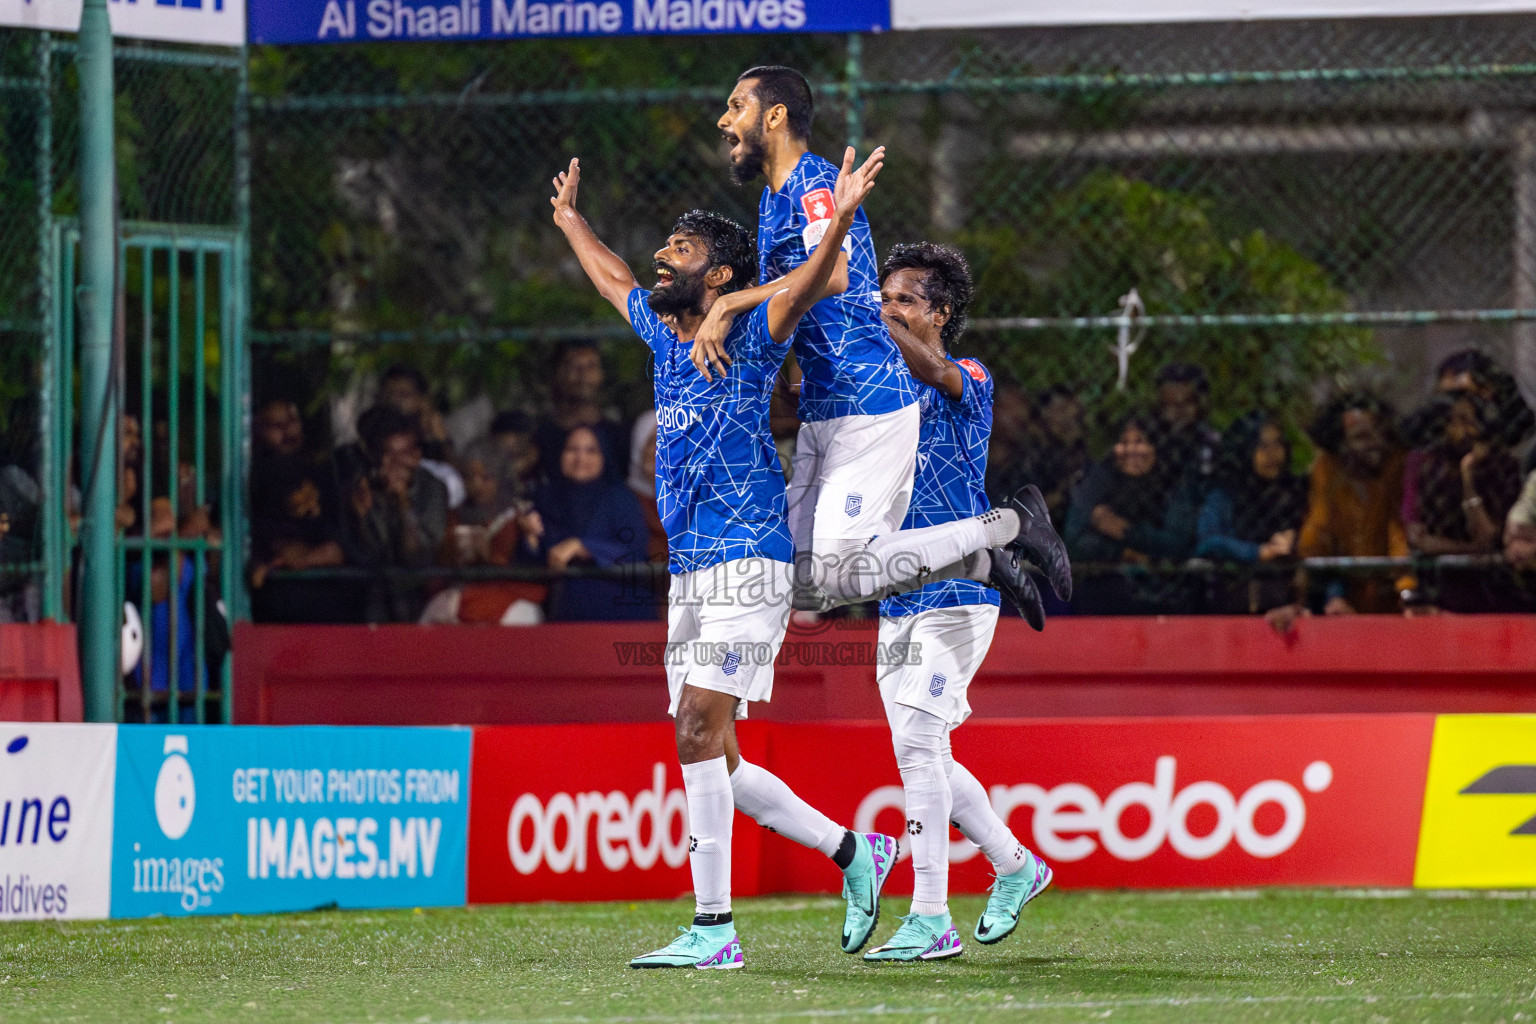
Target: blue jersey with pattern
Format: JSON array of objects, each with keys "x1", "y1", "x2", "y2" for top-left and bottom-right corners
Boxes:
[
  {"x1": 628, "y1": 289, "x2": 794, "y2": 575},
  {"x1": 757, "y1": 152, "x2": 915, "y2": 423},
  {"x1": 880, "y1": 356, "x2": 1001, "y2": 617}
]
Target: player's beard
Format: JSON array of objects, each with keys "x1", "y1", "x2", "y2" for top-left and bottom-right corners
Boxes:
[
  {"x1": 646, "y1": 265, "x2": 709, "y2": 319},
  {"x1": 728, "y1": 119, "x2": 769, "y2": 185}
]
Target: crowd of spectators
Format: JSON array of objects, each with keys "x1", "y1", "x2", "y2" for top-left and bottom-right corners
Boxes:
[
  {"x1": 246, "y1": 345, "x2": 1536, "y2": 625},
  {"x1": 249, "y1": 341, "x2": 661, "y2": 625}
]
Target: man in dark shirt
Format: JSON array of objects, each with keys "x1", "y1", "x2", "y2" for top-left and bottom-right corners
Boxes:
[{"x1": 248, "y1": 398, "x2": 352, "y2": 622}]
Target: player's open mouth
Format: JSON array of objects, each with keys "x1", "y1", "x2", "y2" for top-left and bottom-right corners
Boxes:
[
  {"x1": 721, "y1": 131, "x2": 741, "y2": 156},
  {"x1": 654, "y1": 264, "x2": 676, "y2": 286}
]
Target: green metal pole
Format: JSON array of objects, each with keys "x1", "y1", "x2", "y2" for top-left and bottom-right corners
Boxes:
[
  {"x1": 844, "y1": 33, "x2": 864, "y2": 154},
  {"x1": 36, "y1": 32, "x2": 62, "y2": 622},
  {"x1": 77, "y1": 0, "x2": 119, "y2": 723}
]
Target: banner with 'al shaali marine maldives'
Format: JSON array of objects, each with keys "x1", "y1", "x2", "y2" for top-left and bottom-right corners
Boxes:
[
  {"x1": 109, "y1": 726, "x2": 470, "y2": 917},
  {"x1": 248, "y1": 0, "x2": 889, "y2": 45}
]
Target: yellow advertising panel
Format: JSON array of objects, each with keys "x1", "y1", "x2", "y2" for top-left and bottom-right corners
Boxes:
[{"x1": 1416, "y1": 714, "x2": 1536, "y2": 887}]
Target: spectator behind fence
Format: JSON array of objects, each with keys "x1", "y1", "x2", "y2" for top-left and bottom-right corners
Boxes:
[
  {"x1": 1404, "y1": 393, "x2": 1527, "y2": 612},
  {"x1": 486, "y1": 409, "x2": 541, "y2": 493},
  {"x1": 417, "y1": 436, "x2": 548, "y2": 626},
  {"x1": 1435, "y1": 348, "x2": 1535, "y2": 450},
  {"x1": 530, "y1": 425, "x2": 652, "y2": 621},
  {"x1": 1021, "y1": 384, "x2": 1089, "y2": 530},
  {"x1": 1404, "y1": 393, "x2": 1521, "y2": 556},
  {"x1": 1066, "y1": 413, "x2": 1200, "y2": 614},
  {"x1": 626, "y1": 411, "x2": 669, "y2": 563},
  {"x1": 984, "y1": 385, "x2": 1038, "y2": 504},
  {"x1": 1296, "y1": 392, "x2": 1407, "y2": 614},
  {"x1": 248, "y1": 398, "x2": 356, "y2": 623},
  {"x1": 1156, "y1": 362, "x2": 1222, "y2": 485},
  {"x1": 0, "y1": 423, "x2": 41, "y2": 622},
  {"x1": 344, "y1": 405, "x2": 449, "y2": 623},
  {"x1": 1195, "y1": 411, "x2": 1307, "y2": 614},
  {"x1": 532, "y1": 341, "x2": 629, "y2": 485},
  {"x1": 376, "y1": 364, "x2": 464, "y2": 508}
]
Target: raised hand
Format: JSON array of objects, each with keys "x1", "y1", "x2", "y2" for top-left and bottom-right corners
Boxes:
[
  {"x1": 550, "y1": 157, "x2": 581, "y2": 221},
  {"x1": 831, "y1": 145, "x2": 884, "y2": 225}
]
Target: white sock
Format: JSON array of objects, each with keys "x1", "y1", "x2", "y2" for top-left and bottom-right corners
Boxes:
[
  {"x1": 947, "y1": 759, "x2": 1031, "y2": 877},
  {"x1": 817, "y1": 517, "x2": 998, "y2": 605},
  {"x1": 730, "y1": 759, "x2": 843, "y2": 857},
  {"x1": 889, "y1": 705, "x2": 953, "y2": 916},
  {"x1": 680, "y1": 756, "x2": 733, "y2": 916},
  {"x1": 902, "y1": 757, "x2": 952, "y2": 916}
]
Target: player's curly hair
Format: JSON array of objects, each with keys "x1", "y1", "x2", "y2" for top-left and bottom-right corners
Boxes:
[
  {"x1": 737, "y1": 65, "x2": 814, "y2": 140},
  {"x1": 879, "y1": 242, "x2": 974, "y2": 347},
  {"x1": 673, "y1": 210, "x2": 757, "y2": 296}
]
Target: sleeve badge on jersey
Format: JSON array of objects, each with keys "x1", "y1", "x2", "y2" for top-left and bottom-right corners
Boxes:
[
  {"x1": 958, "y1": 358, "x2": 988, "y2": 383},
  {"x1": 799, "y1": 188, "x2": 834, "y2": 224}
]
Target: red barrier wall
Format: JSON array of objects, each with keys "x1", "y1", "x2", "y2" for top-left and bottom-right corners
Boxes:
[
  {"x1": 234, "y1": 615, "x2": 1536, "y2": 725},
  {"x1": 465, "y1": 715, "x2": 1435, "y2": 902},
  {"x1": 0, "y1": 623, "x2": 82, "y2": 722}
]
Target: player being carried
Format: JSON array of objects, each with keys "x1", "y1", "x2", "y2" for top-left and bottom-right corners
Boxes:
[
  {"x1": 698, "y1": 65, "x2": 1071, "y2": 617},
  {"x1": 863, "y1": 243, "x2": 1054, "y2": 963},
  {"x1": 550, "y1": 148, "x2": 899, "y2": 970}
]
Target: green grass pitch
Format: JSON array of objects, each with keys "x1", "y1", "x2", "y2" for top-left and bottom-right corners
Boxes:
[{"x1": 3, "y1": 889, "x2": 1533, "y2": 1023}]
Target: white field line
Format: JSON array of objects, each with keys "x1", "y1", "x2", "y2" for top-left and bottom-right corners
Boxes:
[{"x1": 403, "y1": 990, "x2": 1531, "y2": 1024}]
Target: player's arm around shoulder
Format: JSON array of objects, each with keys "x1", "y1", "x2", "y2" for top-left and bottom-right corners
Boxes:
[
  {"x1": 765, "y1": 145, "x2": 884, "y2": 345},
  {"x1": 549, "y1": 157, "x2": 639, "y2": 324},
  {"x1": 883, "y1": 314, "x2": 965, "y2": 400}
]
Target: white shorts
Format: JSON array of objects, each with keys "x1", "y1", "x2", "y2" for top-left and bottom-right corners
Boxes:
[
  {"x1": 666, "y1": 557, "x2": 794, "y2": 720},
  {"x1": 788, "y1": 403, "x2": 919, "y2": 548},
  {"x1": 876, "y1": 603, "x2": 1000, "y2": 728}
]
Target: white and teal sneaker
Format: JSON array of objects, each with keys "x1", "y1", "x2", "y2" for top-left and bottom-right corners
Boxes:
[
  {"x1": 840, "y1": 833, "x2": 897, "y2": 953},
  {"x1": 629, "y1": 923, "x2": 744, "y2": 970},
  {"x1": 974, "y1": 853, "x2": 1053, "y2": 945},
  {"x1": 863, "y1": 912, "x2": 963, "y2": 962}
]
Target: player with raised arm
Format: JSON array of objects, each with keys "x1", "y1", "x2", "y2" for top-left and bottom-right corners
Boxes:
[
  {"x1": 699, "y1": 65, "x2": 1071, "y2": 613},
  {"x1": 550, "y1": 149, "x2": 899, "y2": 970},
  {"x1": 864, "y1": 243, "x2": 1055, "y2": 963}
]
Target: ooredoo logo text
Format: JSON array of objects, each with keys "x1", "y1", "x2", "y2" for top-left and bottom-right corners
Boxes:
[
  {"x1": 506, "y1": 763, "x2": 690, "y2": 875},
  {"x1": 857, "y1": 756, "x2": 1335, "y2": 863}
]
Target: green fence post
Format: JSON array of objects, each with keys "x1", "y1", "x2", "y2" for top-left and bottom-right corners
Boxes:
[
  {"x1": 77, "y1": 0, "x2": 120, "y2": 722},
  {"x1": 844, "y1": 32, "x2": 864, "y2": 154},
  {"x1": 36, "y1": 32, "x2": 63, "y2": 623}
]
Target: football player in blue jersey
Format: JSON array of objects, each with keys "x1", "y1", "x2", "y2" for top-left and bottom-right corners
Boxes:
[
  {"x1": 551, "y1": 149, "x2": 901, "y2": 969},
  {"x1": 693, "y1": 65, "x2": 1072, "y2": 616},
  {"x1": 863, "y1": 244, "x2": 1055, "y2": 963}
]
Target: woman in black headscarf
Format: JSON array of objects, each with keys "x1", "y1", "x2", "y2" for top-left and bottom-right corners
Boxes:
[
  {"x1": 1195, "y1": 411, "x2": 1308, "y2": 613},
  {"x1": 528, "y1": 425, "x2": 652, "y2": 621},
  {"x1": 1065, "y1": 412, "x2": 1200, "y2": 613}
]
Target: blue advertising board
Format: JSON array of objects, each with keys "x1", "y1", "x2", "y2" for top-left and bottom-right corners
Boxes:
[
  {"x1": 110, "y1": 726, "x2": 471, "y2": 917},
  {"x1": 249, "y1": 0, "x2": 889, "y2": 45}
]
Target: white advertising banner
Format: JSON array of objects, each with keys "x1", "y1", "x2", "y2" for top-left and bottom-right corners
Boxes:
[
  {"x1": 0, "y1": 0, "x2": 245, "y2": 47},
  {"x1": 893, "y1": 0, "x2": 1536, "y2": 30},
  {"x1": 0, "y1": 724, "x2": 116, "y2": 920}
]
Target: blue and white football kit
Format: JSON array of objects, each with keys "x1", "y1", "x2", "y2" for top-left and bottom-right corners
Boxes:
[
  {"x1": 877, "y1": 356, "x2": 1000, "y2": 728},
  {"x1": 759, "y1": 152, "x2": 922, "y2": 558},
  {"x1": 627, "y1": 288, "x2": 795, "y2": 716},
  {"x1": 625, "y1": 287, "x2": 894, "y2": 968},
  {"x1": 868, "y1": 356, "x2": 1048, "y2": 948},
  {"x1": 757, "y1": 154, "x2": 1016, "y2": 607}
]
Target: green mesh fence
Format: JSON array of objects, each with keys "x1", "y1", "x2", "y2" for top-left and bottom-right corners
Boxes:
[
  {"x1": 8, "y1": 18, "x2": 1536, "y2": 627},
  {"x1": 242, "y1": 18, "x2": 1536, "y2": 617}
]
